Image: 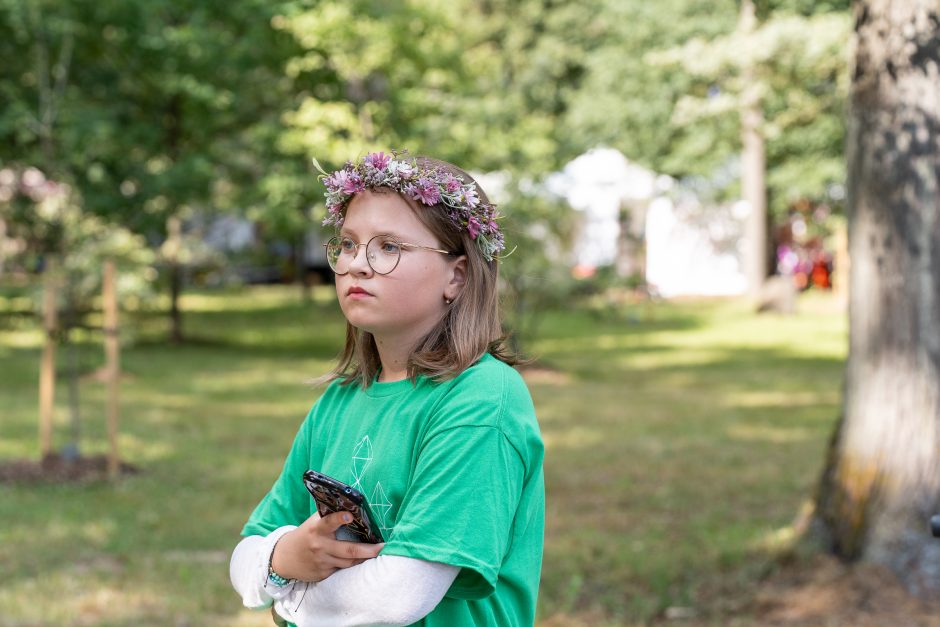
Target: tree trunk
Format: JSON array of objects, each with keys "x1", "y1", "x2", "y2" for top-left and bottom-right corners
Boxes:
[
  {"x1": 739, "y1": 0, "x2": 769, "y2": 297},
  {"x1": 294, "y1": 235, "x2": 311, "y2": 302},
  {"x1": 813, "y1": 0, "x2": 940, "y2": 597},
  {"x1": 0, "y1": 218, "x2": 7, "y2": 277},
  {"x1": 169, "y1": 261, "x2": 183, "y2": 344},
  {"x1": 103, "y1": 260, "x2": 121, "y2": 479},
  {"x1": 164, "y1": 93, "x2": 185, "y2": 344},
  {"x1": 165, "y1": 215, "x2": 184, "y2": 343},
  {"x1": 63, "y1": 325, "x2": 81, "y2": 460},
  {"x1": 38, "y1": 259, "x2": 58, "y2": 460}
]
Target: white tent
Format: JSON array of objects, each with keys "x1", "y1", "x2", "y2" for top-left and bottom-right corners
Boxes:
[{"x1": 550, "y1": 147, "x2": 748, "y2": 297}]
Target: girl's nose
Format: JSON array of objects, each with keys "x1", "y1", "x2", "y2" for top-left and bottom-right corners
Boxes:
[{"x1": 348, "y1": 243, "x2": 374, "y2": 276}]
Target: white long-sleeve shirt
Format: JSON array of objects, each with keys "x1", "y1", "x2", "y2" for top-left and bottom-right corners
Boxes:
[{"x1": 229, "y1": 526, "x2": 460, "y2": 627}]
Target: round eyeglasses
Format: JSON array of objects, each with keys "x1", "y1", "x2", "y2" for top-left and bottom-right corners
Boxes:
[{"x1": 324, "y1": 235, "x2": 455, "y2": 276}]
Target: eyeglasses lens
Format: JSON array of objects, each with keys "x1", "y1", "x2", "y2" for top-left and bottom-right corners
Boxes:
[{"x1": 326, "y1": 236, "x2": 400, "y2": 275}]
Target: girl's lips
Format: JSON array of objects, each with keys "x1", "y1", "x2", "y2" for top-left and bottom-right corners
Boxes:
[{"x1": 347, "y1": 287, "x2": 373, "y2": 298}]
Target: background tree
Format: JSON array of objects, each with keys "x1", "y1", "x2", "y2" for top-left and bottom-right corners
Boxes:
[
  {"x1": 273, "y1": 0, "x2": 597, "y2": 351},
  {"x1": 813, "y1": 0, "x2": 940, "y2": 595},
  {"x1": 0, "y1": 166, "x2": 154, "y2": 461},
  {"x1": 561, "y1": 0, "x2": 738, "y2": 173},
  {"x1": 647, "y1": 2, "x2": 850, "y2": 292},
  {"x1": 0, "y1": 0, "x2": 302, "y2": 342}
]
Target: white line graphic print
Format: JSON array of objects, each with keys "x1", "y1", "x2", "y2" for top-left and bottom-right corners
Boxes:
[
  {"x1": 351, "y1": 436, "x2": 373, "y2": 490},
  {"x1": 351, "y1": 435, "x2": 394, "y2": 533},
  {"x1": 370, "y1": 481, "x2": 393, "y2": 534}
]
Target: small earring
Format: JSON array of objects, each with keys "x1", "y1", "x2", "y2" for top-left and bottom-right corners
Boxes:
[{"x1": 445, "y1": 298, "x2": 453, "y2": 305}]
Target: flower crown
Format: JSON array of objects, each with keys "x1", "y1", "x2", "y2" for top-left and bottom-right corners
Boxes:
[{"x1": 315, "y1": 151, "x2": 505, "y2": 261}]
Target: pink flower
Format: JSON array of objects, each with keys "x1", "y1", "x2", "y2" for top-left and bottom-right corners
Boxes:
[
  {"x1": 445, "y1": 175, "x2": 462, "y2": 193},
  {"x1": 412, "y1": 178, "x2": 442, "y2": 205},
  {"x1": 364, "y1": 152, "x2": 391, "y2": 170},
  {"x1": 323, "y1": 203, "x2": 345, "y2": 226},
  {"x1": 341, "y1": 171, "x2": 365, "y2": 195},
  {"x1": 325, "y1": 169, "x2": 365, "y2": 195},
  {"x1": 467, "y1": 216, "x2": 482, "y2": 239},
  {"x1": 324, "y1": 170, "x2": 346, "y2": 192},
  {"x1": 463, "y1": 187, "x2": 480, "y2": 208}
]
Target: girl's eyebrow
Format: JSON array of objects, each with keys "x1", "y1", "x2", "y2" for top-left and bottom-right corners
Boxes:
[{"x1": 338, "y1": 229, "x2": 409, "y2": 241}]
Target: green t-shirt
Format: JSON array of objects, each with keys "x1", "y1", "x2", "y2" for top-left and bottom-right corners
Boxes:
[{"x1": 242, "y1": 353, "x2": 545, "y2": 626}]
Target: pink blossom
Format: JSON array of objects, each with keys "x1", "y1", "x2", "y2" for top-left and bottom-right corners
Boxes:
[
  {"x1": 463, "y1": 187, "x2": 480, "y2": 208},
  {"x1": 364, "y1": 152, "x2": 391, "y2": 170},
  {"x1": 467, "y1": 216, "x2": 482, "y2": 239},
  {"x1": 324, "y1": 170, "x2": 347, "y2": 192},
  {"x1": 341, "y1": 171, "x2": 365, "y2": 195},
  {"x1": 445, "y1": 175, "x2": 462, "y2": 193},
  {"x1": 324, "y1": 169, "x2": 365, "y2": 195},
  {"x1": 412, "y1": 178, "x2": 442, "y2": 205},
  {"x1": 323, "y1": 203, "x2": 345, "y2": 226}
]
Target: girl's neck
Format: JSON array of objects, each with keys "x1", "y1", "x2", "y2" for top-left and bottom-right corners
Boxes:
[{"x1": 373, "y1": 334, "x2": 416, "y2": 383}]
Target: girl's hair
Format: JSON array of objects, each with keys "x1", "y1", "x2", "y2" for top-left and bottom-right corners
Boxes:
[{"x1": 326, "y1": 156, "x2": 518, "y2": 388}]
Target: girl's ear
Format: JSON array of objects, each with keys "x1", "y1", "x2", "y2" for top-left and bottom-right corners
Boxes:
[{"x1": 444, "y1": 255, "x2": 468, "y2": 302}]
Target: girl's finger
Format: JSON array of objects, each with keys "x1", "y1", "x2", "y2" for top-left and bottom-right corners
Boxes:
[
  {"x1": 317, "y1": 511, "x2": 355, "y2": 533},
  {"x1": 326, "y1": 539, "x2": 384, "y2": 561}
]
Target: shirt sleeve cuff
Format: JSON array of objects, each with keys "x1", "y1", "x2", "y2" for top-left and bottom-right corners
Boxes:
[{"x1": 261, "y1": 526, "x2": 299, "y2": 600}]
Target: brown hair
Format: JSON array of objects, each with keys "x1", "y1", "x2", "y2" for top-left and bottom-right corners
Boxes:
[{"x1": 324, "y1": 156, "x2": 519, "y2": 388}]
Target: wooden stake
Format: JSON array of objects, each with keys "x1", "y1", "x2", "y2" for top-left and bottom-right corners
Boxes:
[
  {"x1": 103, "y1": 259, "x2": 120, "y2": 479},
  {"x1": 38, "y1": 260, "x2": 58, "y2": 460}
]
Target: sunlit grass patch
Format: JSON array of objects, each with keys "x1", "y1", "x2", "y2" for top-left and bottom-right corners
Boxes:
[{"x1": 0, "y1": 286, "x2": 847, "y2": 625}]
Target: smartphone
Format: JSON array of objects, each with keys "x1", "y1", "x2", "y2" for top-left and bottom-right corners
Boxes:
[{"x1": 302, "y1": 470, "x2": 384, "y2": 543}]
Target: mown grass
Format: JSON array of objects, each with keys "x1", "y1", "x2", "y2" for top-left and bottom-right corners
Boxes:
[{"x1": 0, "y1": 284, "x2": 846, "y2": 626}]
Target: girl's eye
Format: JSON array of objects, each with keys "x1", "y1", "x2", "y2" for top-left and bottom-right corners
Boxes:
[
  {"x1": 339, "y1": 238, "x2": 357, "y2": 253},
  {"x1": 379, "y1": 239, "x2": 401, "y2": 255}
]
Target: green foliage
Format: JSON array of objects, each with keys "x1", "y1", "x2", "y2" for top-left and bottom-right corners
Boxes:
[
  {"x1": 562, "y1": 0, "x2": 739, "y2": 172},
  {"x1": 451, "y1": 0, "x2": 604, "y2": 171},
  {"x1": 0, "y1": 0, "x2": 302, "y2": 234},
  {"x1": 754, "y1": 0, "x2": 851, "y2": 19},
  {"x1": 0, "y1": 0, "x2": 857, "y2": 347},
  {"x1": 496, "y1": 176, "x2": 580, "y2": 352},
  {"x1": 272, "y1": 0, "x2": 604, "y2": 343},
  {"x1": 647, "y1": 8, "x2": 851, "y2": 216},
  {"x1": 0, "y1": 0, "x2": 309, "y2": 339},
  {"x1": 0, "y1": 167, "x2": 156, "y2": 311},
  {"x1": 273, "y1": 0, "x2": 608, "y2": 176},
  {"x1": 274, "y1": 0, "x2": 470, "y2": 169}
]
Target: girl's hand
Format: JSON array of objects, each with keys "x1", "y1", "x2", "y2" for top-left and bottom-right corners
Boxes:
[{"x1": 270, "y1": 512, "x2": 385, "y2": 583}]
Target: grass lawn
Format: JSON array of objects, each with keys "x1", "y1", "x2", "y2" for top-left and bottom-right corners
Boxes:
[{"x1": 0, "y1": 284, "x2": 846, "y2": 626}]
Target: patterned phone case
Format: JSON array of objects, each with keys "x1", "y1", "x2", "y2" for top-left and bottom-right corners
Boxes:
[{"x1": 302, "y1": 470, "x2": 384, "y2": 543}]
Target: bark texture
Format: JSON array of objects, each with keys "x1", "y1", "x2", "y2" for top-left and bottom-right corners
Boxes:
[
  {"x1": 740, "y1": 0, "x2": 770, "y2": 296},
  {"x1": 815, "y1": 0, "x2": 940, "y2": 597}
]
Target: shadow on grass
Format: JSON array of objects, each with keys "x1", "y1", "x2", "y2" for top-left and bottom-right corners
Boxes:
[
  {"x1": 1, "y1": 290, "x2": 849, "y2": 625},
  {"x1": 534, "y1": 339, "x2": 845, "y2": 623}
]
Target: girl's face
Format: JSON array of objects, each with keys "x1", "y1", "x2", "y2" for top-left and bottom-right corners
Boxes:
[{"x1": 334, "y1": 189, "x2": 463, "y2": 345}]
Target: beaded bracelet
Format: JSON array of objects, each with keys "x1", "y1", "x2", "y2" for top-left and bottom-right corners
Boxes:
[
  {"x1": 267, "y1": 538, "x2": 293, "y2": 587},
  {"x1": 267, "y1": 565, "x2": 292, "y2": 587}
]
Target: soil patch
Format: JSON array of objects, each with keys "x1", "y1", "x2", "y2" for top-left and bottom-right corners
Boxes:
[
  {"x1": 0, "y1": 453, "x2": 140, "y2": 484},
  {"x1": 748, "y1": 554, "x2": 940, "y2": 626},
  {"x1": 691, "y1": 554, "x2": 940, "y2": 627}
]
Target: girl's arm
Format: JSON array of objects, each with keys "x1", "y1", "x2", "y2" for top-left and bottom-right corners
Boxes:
[
  {"x1": 276, "y1": 554, "x2": 459, "y2": 626},
  {"x1": 230, "y1": 511, "x2": 384, "y2": 609},
  {"x1": 230, "y1": 527, "x2": 299, "y2": 608},
  {"x1": 230, "y1": 530, "x2": 458, "y2": 625}
]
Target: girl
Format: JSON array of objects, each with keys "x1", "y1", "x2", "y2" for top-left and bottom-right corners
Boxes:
[{"x1": 229, "y1": 151, "x2": 545, "y2": 626}]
